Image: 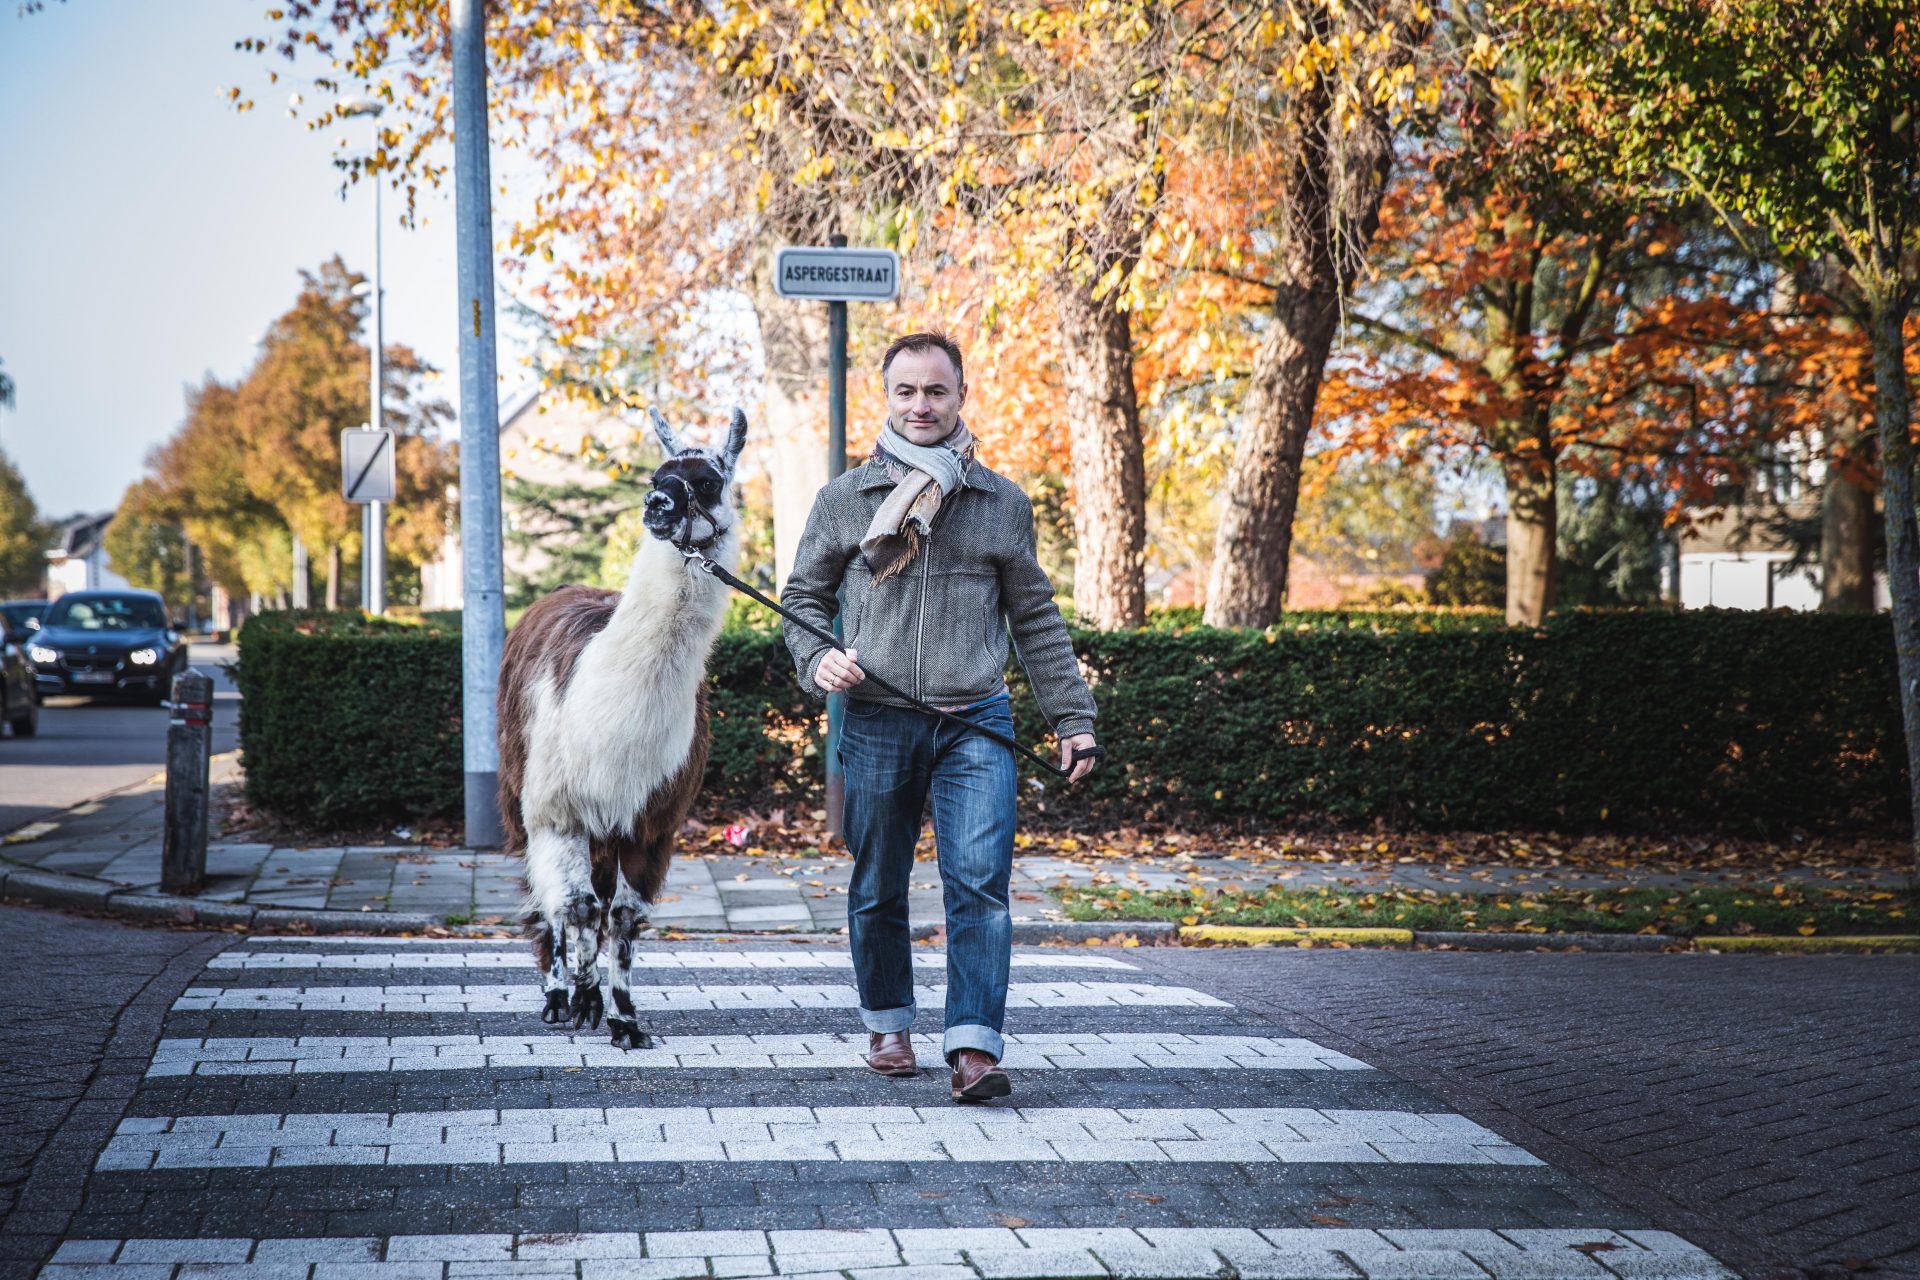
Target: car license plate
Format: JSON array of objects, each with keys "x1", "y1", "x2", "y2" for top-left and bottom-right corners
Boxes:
[{"x1": 73, "y1": 671, "x2": 114, "y2": 684}]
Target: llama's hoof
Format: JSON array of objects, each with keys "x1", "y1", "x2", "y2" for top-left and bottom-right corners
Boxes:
[
  {"x1": 607, "y1": 1018, "x2": 653, "y2": 1051},
  {"x1": 541, "y1": 989, "x2": 570, "y2": 1025},
  {"x1": 570, "y1": 983, "x2": 604, "y2": 1030}
]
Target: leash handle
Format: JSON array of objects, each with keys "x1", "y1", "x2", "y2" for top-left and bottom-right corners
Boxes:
[{"x1": 690, "y1": 554, "x2": 1101, "y2": 782}]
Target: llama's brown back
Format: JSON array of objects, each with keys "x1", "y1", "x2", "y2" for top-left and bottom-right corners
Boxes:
[{"x1": 496, "y1": 584, "x2": 621, "y2": 858}]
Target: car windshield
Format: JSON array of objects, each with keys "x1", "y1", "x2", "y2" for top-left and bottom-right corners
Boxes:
[{"x1": 44, "y1": 596, "x2": 168, "y2": 631}]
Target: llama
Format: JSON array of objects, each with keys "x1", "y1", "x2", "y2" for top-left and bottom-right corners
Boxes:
[{"x1": 496, "y1": 407, "x2": 746, "y2": 1050}]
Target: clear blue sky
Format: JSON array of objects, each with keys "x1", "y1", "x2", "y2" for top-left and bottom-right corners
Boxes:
[{"x1": 0, "y1": 1, "x2": 527, "y2": 519}]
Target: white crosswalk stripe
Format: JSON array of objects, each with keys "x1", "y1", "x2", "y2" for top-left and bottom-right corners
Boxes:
[
  {"x1": 148, "y1": 1031, "x2": 1372, "y2": 1076},
  {"x1": 41, "y1": 1228, "x2": 1737, "y2": 1279},
  {"x1": 96, "y1": 1105, "x2": 1544, "y2": 1169},
  {"x1": 208, "y1": 949, "x2": 1141, "y2": 971},
  {"x1": 173, "y1": 980, "x2": 1229, "y2": 1013}
]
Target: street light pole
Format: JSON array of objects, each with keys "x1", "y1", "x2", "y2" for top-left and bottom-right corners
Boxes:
[
  {"x1": 340, "y1": 98, "x2": 388, "y2": 616},
  {"x1": 452, "y1": 0, "x2": 507, "y2": 849}
]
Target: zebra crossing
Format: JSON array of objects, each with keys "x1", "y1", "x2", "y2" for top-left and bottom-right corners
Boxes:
[{"x1": 41, "y1": 935, "x2": 1735, "y2": 1280}]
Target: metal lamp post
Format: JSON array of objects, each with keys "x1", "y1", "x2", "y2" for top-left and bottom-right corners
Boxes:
[{"x1": 339, "y1": 98, "x2": 387, "y2": 616}]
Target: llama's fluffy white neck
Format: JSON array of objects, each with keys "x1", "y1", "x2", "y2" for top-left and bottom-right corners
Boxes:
[{"x1": 601, "y1": 526, "x2": 737, "y2": 654}]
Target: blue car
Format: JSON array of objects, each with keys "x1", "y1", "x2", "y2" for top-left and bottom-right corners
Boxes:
[{"x1": 26, "y1": 590, "x2": 186, "y2": 705}]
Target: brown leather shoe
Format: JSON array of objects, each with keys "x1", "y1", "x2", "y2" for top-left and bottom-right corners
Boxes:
[
  {"x1": 865, "y1": 1031, "x2": 919, "y2": 1077},
  {"x1": 948, "y1": 1049, "x2": 1012, "y2": 1102}
]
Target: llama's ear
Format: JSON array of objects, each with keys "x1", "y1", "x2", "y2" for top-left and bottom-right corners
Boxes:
[
  {"x1": 648, "y1": 407, "x2": 685, "y2": 457},
  {"x1": 723, "y1": 406, "x2": 749, "y2": 469}
]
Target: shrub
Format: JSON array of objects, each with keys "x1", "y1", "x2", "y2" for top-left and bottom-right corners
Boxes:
[
  {"x1": 234, "y1": 611, "x2": 464, "y2": 826},
  {"x1": 1014, "y1": 610, "x2": 1902, "y2": 834}
]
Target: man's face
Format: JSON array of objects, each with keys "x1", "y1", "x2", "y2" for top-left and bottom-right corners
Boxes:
[{"x1": 886, "y1": 347, "x2": 967, "y2": 446}]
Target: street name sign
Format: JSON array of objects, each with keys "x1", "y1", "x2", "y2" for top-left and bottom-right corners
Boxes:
[
  {"x1": 774, "y1": 246, "x2": 901, "y2": 302},
  {"x1": 341, "y1": 428, "x2": 395, "y2": 504}
]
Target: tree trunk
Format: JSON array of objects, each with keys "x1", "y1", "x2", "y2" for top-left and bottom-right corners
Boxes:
[
  {"x1": 1504, "y1": 456, "x2": 1557, "y2": 626},
  {"x1": 1204, "y1": 286, "x2": 1344, "y2": 625},
  {"x1": 1202, "y1": 78, "x2": 1396, "y2": 628},
  {"x1": 326, "y1": 542, "x2": 341, "y2": 611},
  {"x1": 1055, "y1": 274, "x2": 1147, "y2": 631},
  {"x1": 1820, "y1": 428, "x2": 1877, "y2": 612},
  {"x1": 1866, "y1": 285, "x2": 1920, "y2": 871}
]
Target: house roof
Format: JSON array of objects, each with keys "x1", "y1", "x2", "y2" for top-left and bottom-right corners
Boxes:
[{"x1": 47, "y1": 511, "x2": 113, "y2": 561}]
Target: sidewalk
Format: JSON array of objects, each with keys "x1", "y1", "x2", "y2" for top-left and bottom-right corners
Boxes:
[{"x1": 2, "y1": 764, "x2": 1905, "y2": 932}]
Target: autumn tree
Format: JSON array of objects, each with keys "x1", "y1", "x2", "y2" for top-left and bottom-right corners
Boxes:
[
  {"x1": 1188, "y1": 0, "x2": 1432, "y2": 626},
  {"x1": 1523, "y1": 0, "x2": 1920, "y2": 856},
  {"x1": 231, "y1": 257, "x2": 453, "y2": 606},
  {"x1": 103, "y1": 480, "x2": 192, "y2": 617},
  {"x1": 0, "y1": 446, "x2": 45, "y2": 596}
]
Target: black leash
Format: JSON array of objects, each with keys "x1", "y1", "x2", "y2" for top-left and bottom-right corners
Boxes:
[{"x1": 680, "y1": 545, "x2": 1104, "y2": 783}]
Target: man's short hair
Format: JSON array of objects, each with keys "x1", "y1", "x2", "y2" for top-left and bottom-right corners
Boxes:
[{"x1": 881, "y1": 331, "x2": 965, "y2": 387}]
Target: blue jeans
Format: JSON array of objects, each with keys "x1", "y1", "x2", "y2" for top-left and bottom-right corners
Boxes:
[{"x1": 838, "y1": 692, "x2": 1017, "y2": 1062}]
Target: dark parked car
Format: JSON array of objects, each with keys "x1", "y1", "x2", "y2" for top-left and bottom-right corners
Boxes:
[
  {"x1": 0, "y1": 612, "x2": 38, "y2": 737},
  {"x1": 26, "y1": 590, "x2": 186, "y2": 705},
  {"x1": 1, "y1": 600, "x2": 48, "y2": 636}
]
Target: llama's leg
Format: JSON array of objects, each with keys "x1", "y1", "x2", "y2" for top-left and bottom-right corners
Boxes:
[
  {"x1": 605, "y1": 871, "x2": 653, "y2": 1050},
  {"x1": 538, "y1": 920, "x2": 570, "y2": 1024},
  {"x1": 525, "y1": 826, "x2": 603, "y2": 1029}
]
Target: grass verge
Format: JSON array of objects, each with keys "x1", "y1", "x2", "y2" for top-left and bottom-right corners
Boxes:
[{"x1": 1053, "y1": 881, "x2": 1916, "y2": 938}]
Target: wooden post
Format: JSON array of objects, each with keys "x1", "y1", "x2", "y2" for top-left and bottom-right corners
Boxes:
[{"x1": 162, "y1": 669, "x2": 213, "y2": 895}]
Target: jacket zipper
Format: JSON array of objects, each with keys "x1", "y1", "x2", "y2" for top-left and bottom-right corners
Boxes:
[
  {"x1": 912, "y1": 478, "x2": 966, "y2": 702},
  {"x1": 914, "y1": 531, "x2": 931, "y2": 702}
]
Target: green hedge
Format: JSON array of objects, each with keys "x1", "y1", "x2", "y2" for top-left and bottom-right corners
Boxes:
[
  {"x1": 235, "y1": 608, "x2": 1905, "y2": 835},
  {"x1": 1026, "y1": 611, "x2": 1902, "y2": 834},
  {"x1": 235, "y1": 612, "x2": 465, "y2": 826}
]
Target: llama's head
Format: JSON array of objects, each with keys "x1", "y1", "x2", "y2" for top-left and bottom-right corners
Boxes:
[{"x1": 642, "y1": 406, "x2": 749, "y2": 551}]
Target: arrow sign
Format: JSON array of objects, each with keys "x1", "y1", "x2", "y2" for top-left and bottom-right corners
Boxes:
[
  {"x1": 774, "y1": 246, "x2": 901, "y2": 303},
  {"x1": 341, "y1": 428, "x2": 395, "y2": 504}
]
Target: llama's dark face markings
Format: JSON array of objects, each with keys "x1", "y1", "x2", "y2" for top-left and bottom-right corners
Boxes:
[
  {"x1": 644, "y1": 455, "x2": 730, "y2": 542},
  {"x1": 644, "y1": 406, "x2": 750, "y2": 548}
]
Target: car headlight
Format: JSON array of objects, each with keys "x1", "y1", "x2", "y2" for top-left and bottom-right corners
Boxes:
[
  {"x1": 129, "y1": 648, "x2": 160, "y2": 666},
  {"x1": 28, "y1": 645, "x2": 58, "y2": 665}
]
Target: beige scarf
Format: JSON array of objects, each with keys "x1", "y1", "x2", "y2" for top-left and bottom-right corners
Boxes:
[{"x1": 859, "y1": 420, "x2": 977, "y2": 582}]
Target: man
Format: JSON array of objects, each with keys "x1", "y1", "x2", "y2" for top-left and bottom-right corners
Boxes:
[{"x1": 782, "y1": 331, "x2": 1099, "y2": 1103}]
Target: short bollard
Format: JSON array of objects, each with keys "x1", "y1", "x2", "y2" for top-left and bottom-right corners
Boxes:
[{"x1": 161, "y1": 668, "x2": 214, "y2": 896}]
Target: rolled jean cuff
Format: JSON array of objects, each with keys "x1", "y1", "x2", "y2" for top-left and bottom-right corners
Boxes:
[
  {"x1": 942, "y1": 1023, "x2": 1005, "y2": 1063},
  {"x1": 859, "y1": 1004, "x2": 915, "y2": 1034}
]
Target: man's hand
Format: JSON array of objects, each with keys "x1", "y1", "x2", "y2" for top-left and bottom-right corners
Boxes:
[
  {"x1": 816, "y1": 647, "x2": 866, "y2": 693},
  {"x1": 1060, "y1": 733, "x2": 1099, "y2": 783}
]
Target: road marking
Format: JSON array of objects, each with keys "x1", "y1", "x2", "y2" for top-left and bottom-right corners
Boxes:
[
  {"x1": 148, "y1": 1031, "x2": 1371, "y2": 1076},
  {"x1": 210, "y1": 949, "x2": 1141, "y2": 971},
  {"x1": 173, "y1": 980, "x2": 1228, "y2": 1013},
  {"x1": 41, "y1": 1227, "x2": 1737, "y2": 1279},
  {"x1": 96, "y1": 1105, "x2": 1544, "y2": 1170}
]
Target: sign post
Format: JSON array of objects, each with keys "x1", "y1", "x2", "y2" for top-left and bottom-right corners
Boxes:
[{"x1": 774, "y1": 240, "x2": 901, "y2": 838}]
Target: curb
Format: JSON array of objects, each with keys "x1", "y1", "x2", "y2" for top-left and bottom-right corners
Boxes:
[
  {"x1": 0, "y1": 864, "x2": 1181, "y2": 945},
  {"x1": 0, "y1": 864, "x2": 446, "y2": 934},
  {"x1": 1169, "y1": 921, "x2": 1917, "y2": 953},
  {"x1": 1181, "y1": 925, "x2": 1415, "y2": 946},
  {"x1": 1414, "y1": 930, "x2": 1680, "y2": 952},
  {"x1": 1693, "y1": 934, "x2": 1920, "y2": 954}
]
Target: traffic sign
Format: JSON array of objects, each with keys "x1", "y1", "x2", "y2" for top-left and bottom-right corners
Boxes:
[
  {"x1": 774, "y1": 246, "x2": 901, "y2": 302},
  {"x1": 341, "y1": 428, "x2": 395, "y2": 504}
]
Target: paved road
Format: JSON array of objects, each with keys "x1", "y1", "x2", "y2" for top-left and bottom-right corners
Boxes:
[
  {"x1": 12, "y1": 908, "x2": 1856, "y2": 1280},
  {"x1": 0, "y1": 643, "x2": 239, "y2": 835}
]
